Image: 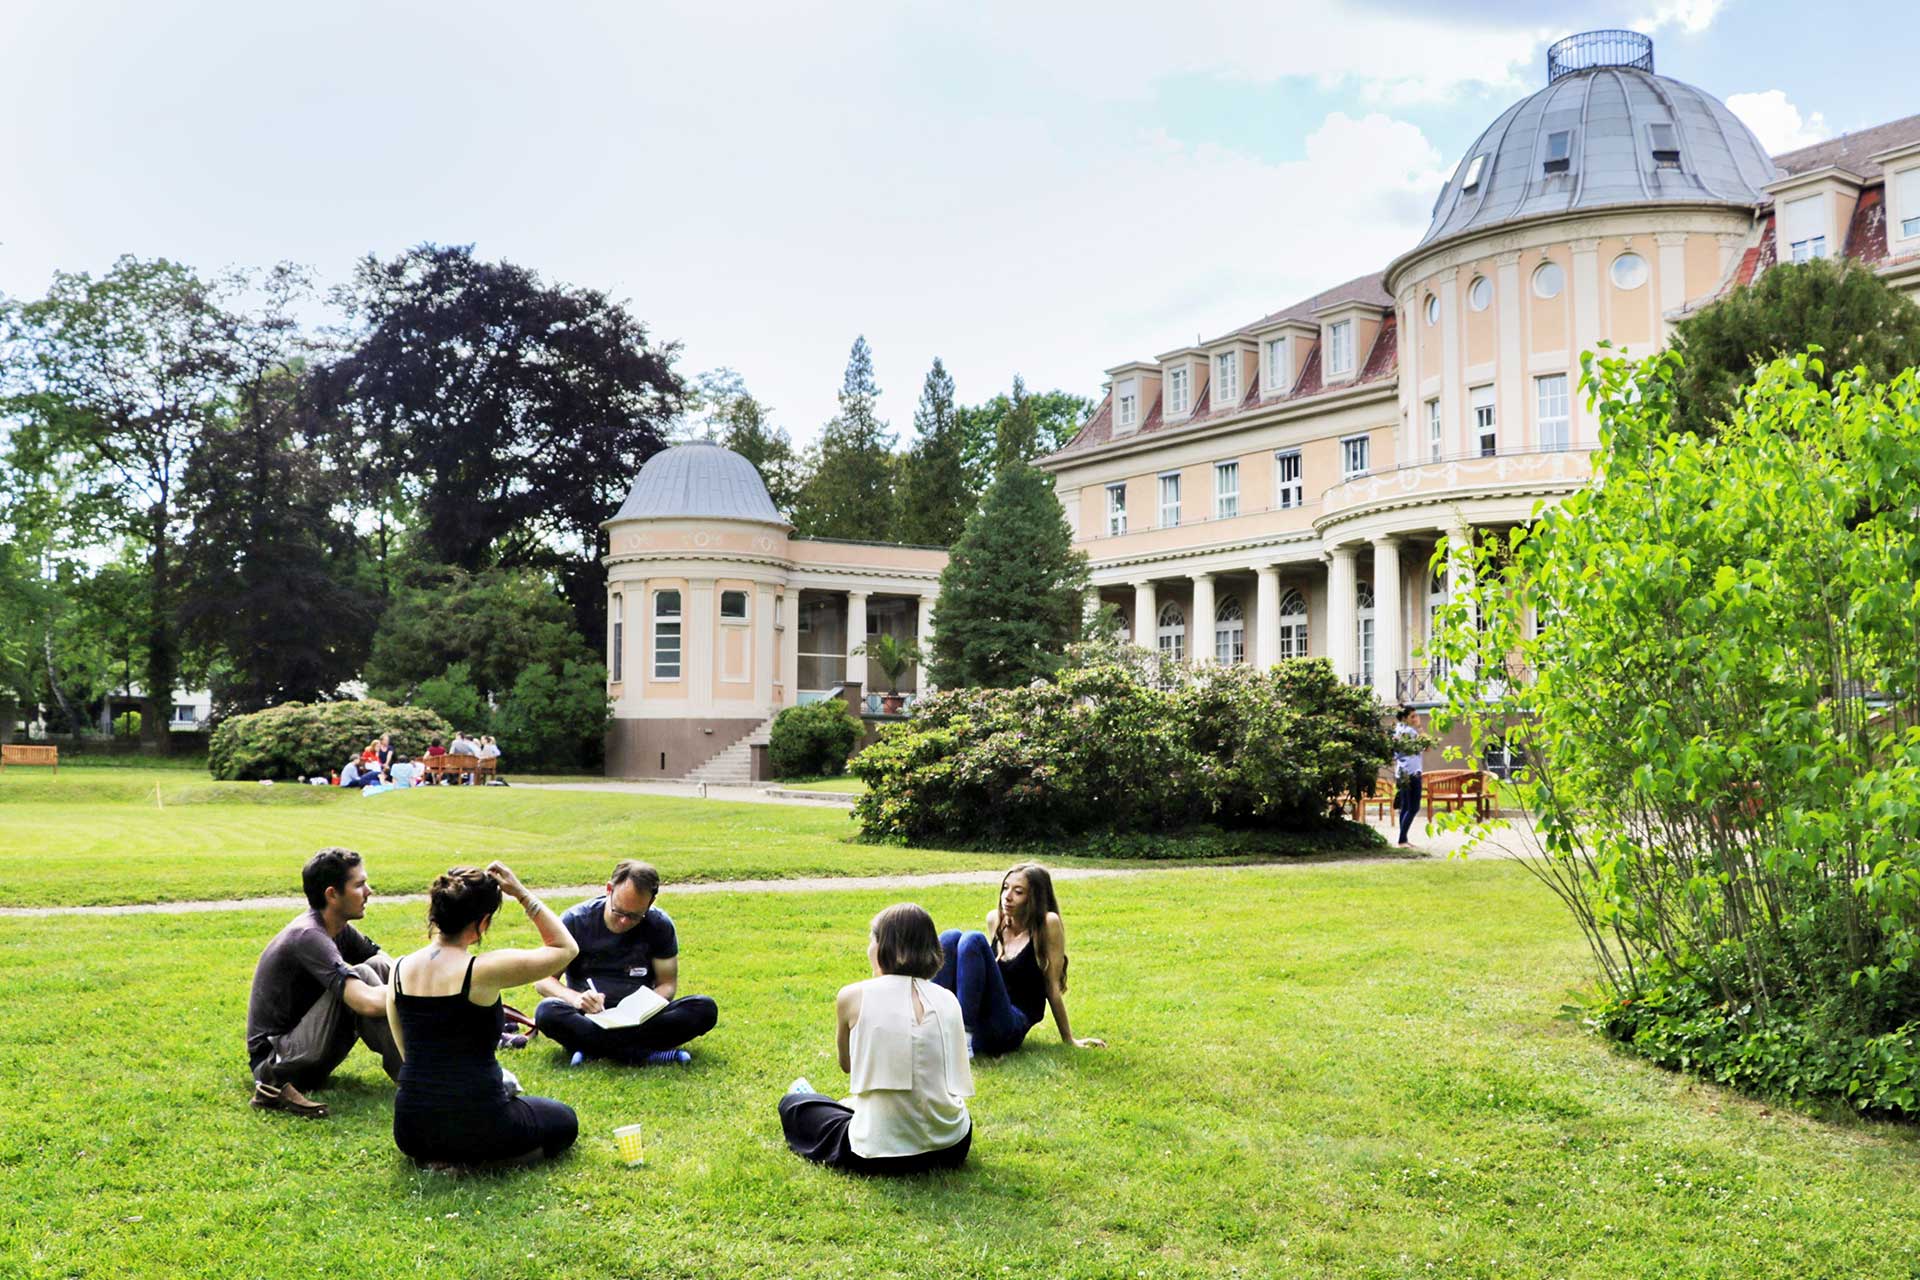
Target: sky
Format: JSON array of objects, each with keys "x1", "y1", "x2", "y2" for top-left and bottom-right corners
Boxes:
[{"x1": 0, "y1": 0, "x2": 1907, "y2": 448}]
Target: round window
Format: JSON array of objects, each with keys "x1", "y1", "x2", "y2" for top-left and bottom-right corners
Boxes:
[
  {"x1": 1610, "y1": 252, "x2": 1649, "y2": 290},
  {"x1": 1467, "y1": 276, "x2": 1492, "y2": 311},
  {"x1": 1532, "y1": 261, "x2": 1564, "y2": 299},
  {"x1": 1425, "y1": 293, "x2": 1440, "y2": 325}
]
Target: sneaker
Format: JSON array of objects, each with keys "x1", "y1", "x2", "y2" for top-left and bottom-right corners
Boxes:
[
  {"x1": 643, "y1": 1049, "x2": 691, "y2": 1067},
  {"x1": 787, "y1": 1077, "x2": 815, "y2": 1096},
  {"x1": 568, "y1": 1051, "x2": 589, "y2": 1068}
]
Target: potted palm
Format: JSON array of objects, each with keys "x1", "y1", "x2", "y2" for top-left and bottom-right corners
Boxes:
[{"x1": 853, "y1": 633, "x2": 922, "y2": 714}]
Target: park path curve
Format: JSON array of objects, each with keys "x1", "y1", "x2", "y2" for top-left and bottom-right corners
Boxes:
[{"x1": 0, "y1": 819, "x2": 1524, "y2": 919}]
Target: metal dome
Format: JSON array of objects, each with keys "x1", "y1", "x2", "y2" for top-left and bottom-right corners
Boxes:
[
  {"x1": 612, "y1": 441, "x2": 785, "y2": 524},
  {"x1": 1415, "y1": 32, "x2": 1779, "y2": 252}
]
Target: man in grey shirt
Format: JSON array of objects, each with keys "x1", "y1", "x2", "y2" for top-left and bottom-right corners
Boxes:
[{"x1": 244, "y1": 847, "x2": 400, "y2": 1117}]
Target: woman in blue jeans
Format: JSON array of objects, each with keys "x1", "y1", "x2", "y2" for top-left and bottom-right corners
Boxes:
[{"x1": 934, "y1": 862, "x2": 1106, "y2": 1056}]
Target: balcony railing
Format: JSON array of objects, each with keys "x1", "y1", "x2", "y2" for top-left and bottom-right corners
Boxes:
[{"x1": 1396, "y1": 659, "x2": 1531, "y2": 705}]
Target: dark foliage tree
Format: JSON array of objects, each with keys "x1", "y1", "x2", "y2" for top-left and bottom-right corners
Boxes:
[
  {"x1": 1668, "y1": 256, "x2": 1920, "y2": 437},
  {"x1": 957, "y1": 384, "x2": 1092, "y2": 492},
  {"x1": 926, "y1": 462, "x2": 1090, "y2": 689},
  {"x1": 1, "y1": 256, "x2": 239, "y2": 750},
  {"x1": 318, "y1": 244, "x2": 685, "y2": 639},
  {"x1": 792, "y1": 336, "x2": 897, "y2": 539},
  {"x1": 179, "y1": 268, "x2": 378, "y2": 715},
  {"x1": 363, "y1": 564, "x2": 594, "y2": 707},
  {"x1": 895, "y1": 357, "x2": 971, "y2": 545}
]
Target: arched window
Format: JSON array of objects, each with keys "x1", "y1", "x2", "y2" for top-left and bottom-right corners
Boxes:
[
  {"x1": 1214, "y1": 596, "x2": 1245, "y2": 665},
  {"x1": 1277, "y1": 589, "x2": 1308, "y2": 660},
  {"x1": 1356, "y1": 580, "x2": 1375, "y2": 686},
  {"x1": 1156, "y1": 602, "x2": 1186, "y2": 663}
]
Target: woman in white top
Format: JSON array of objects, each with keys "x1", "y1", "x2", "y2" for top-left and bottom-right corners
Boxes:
[{"x1": 779, "y1": 903, "x2": 974, "y2": 1175}]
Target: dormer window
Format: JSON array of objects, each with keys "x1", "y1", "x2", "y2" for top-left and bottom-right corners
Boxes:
[
  {"x1": 1543, "y1": 129, "x2": 1572, "y2": 175},
  {"x1": 1265, "y1": 337, "x2": 1289, "y2": 392},
  {"x1": 1326, "y1": 321, "x2": 1354, "y2": 377},
  {"x1": 1167, "y1": 366, "x2": 1190, "y2": 415},
  {"x1": 1898, "y1": 168, "x2": 1920, "y2": 240},
  {"x1": 1461, "y1": 154, "x2": 1487, "y2": 192},
  {"x1": 1115, "y1": 378, "x2": 1138, "y2": 429},
  {"x1": 1647, "y1": 122, "x2": 1681, "y2": 168},
  {"x1": 1784, "y1": 194, "x2": 1828, "y2": 262},
  {"x1": 1215, "y1": 351, "x2": 1239, "y2": 406}
]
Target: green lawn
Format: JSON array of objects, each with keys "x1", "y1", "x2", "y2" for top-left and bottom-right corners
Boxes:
[
  {"x1": 0, "y1": 769, "x2": 989, "y2": 907},
  {"x1": 774, "y1": 775, "x2": 866, "y2": 794},
  {"x1": 2, "y1": 862, "x2": 1917, "y2": 1278}
]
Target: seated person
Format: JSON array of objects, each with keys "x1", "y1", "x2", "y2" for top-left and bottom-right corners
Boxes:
[
  {"x1": 387, "y1": 862, "x2": 580, "y2": 1166},
  {"x1": 778, "y1": 903, "x2": 973, "y2": 1176},
  {"x1": 532, "y1": 859, "x2": 719, "y2": 1066},
  {"x1": 245, "y1": 848, "x2": 402, "y2": 1117},
  {"x1": 339, "y1": 759, "x2": 363, "y2": 788},
  {"x1": 933, "y1": 862, "x2": 1105, "y2": 1055},
  {"x1": 447, "y1": 731, "x2": 480, "y2": 784},
  {"x1": 390, "y1": 756, "x2": 419, "y2": 788},
  {"x1": 479, "y1": 735, "x2": 502, "y2": 761}
]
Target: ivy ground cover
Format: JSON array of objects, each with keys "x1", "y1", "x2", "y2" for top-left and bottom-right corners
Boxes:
[{"x1": 4, "y1": 863, "x2": 1919, "y2": 1278}]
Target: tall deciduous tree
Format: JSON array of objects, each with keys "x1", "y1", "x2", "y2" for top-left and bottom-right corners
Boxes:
[
  {"x1": 690, "y1": 368, "x2": 803, "y2": 514},
  {"x1": 318, "y1": 244, "x2": 684, "y2": 639},
  {"x1": 1, "y1": 256, "x2": 239, "y2": 750},
  {"x1": 1669, "y1": 256, "x2": 1920, "y2": 438},
  {"x1": 363, "y1": 564, "x2": 594, "y2": 706},
  {"x1": 896, "y1": 357, "x2": 971, "y2": 545},
  {"x1": 792, "y1": 336, "x2": 897, "y2": 539},
  {"x1": 926, "y1": 462, "x2": 1090, "y2": 688},
  {"x1": 179, "y1": 268, "x2": 377, "y2": 713}
]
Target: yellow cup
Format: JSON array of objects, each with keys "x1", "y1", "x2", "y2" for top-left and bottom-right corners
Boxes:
[{"x1": 613, "y1": 1123, "x2": 644, "y2": 1166}]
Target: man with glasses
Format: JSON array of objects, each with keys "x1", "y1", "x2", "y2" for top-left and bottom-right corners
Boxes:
[{"x1": 532, "y1": 859, "x2": 719, "y2": 1066}]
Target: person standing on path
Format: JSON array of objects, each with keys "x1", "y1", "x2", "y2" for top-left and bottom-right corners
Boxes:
[{"x1": 1392, "y1": 706, "x2": 1425, "y2": 846}]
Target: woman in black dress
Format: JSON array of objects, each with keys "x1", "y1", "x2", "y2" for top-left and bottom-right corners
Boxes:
[
  {"x1": 932, "y1": 862, "x2": 1106, "y2": 1056},
  {"x1": 385, "y1": 861, "x2": 580, "y2": 1165}
]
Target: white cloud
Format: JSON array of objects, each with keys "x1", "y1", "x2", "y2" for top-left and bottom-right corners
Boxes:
[
  {"x1": 1725, "y1": 89, "x2": 1832, "y2": 154},
  {"x1": 1632, "y1": 0, "x2": 1728, "y2": 34}
]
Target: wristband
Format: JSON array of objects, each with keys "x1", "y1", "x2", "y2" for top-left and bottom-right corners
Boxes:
[{"x1": 522, "y1": 896, "x2": 547, "y2": 917}]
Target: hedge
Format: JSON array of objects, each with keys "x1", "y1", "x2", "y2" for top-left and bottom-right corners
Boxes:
[
  {"x1": 768, "y1": 699, "x2": 863, "y2": 778},
  {"x1": 208, "y1": 700, "x2": 456, "y2": 782}
]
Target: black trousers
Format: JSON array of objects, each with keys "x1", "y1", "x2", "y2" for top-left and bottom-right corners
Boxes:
[
  {"x1": 1395, "y1": 774, "x2": 1423, "y2": 843},
  {"x1": 778, "y1": 1092, "x2": 971, "y2": 1176},
  {"x1": 533, "y1": 994, "x2": 719, "y2": 1062},
  {"x1": 394, "y1": 1095, "x2": 578, "y2": 1166}
]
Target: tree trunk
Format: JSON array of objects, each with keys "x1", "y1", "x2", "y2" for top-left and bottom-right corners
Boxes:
[{"x1": 144, "y1": 520, "x2": 176, "y2": 757}]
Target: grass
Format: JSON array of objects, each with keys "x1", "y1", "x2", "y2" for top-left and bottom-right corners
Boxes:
[
  {"x1": 4, "y1": 861, "x2": 1920, "y2": 1278},
  {"x1": 774, "y1": 775, "x2": 866, "y2": 793}
]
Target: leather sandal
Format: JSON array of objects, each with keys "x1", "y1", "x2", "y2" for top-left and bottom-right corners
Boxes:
[{"x1": 251, "y1": 1080, "x2": 329, "y2": 1118}]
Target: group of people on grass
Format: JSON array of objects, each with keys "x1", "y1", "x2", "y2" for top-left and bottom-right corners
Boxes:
[
  {"x1": 245, "y1": 848, "x2": 1101, "y2": 1174},
  {"x1": 336, "y1": 730, "x2": 501, "y2": 790}
]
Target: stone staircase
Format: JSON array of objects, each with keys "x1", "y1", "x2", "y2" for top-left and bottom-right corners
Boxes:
[{"x1": 683, "y1": 715, "x2": 776, "y2": 785}]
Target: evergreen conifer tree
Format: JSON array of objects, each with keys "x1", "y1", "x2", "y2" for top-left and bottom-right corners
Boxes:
[
  {"x1": 896, "y1": 357, "x2": 972, "y2": 545},
  {"x1": 792, "y1": 336, "x2": 897, "y2": 539},
  {"x1": 927, "y1": 461, "x2": 1090, "y2": 689}
]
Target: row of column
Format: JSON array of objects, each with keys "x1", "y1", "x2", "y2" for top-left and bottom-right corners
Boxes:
[
  {"x1": 1125, "y1": 518, "x2": 1470, "y2": 703},
  {"x1": 832, "y1": 590, "x2": 937, "y2": 694}
]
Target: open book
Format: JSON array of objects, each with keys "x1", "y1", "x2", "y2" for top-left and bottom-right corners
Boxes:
[{"x1": 585, "y1": 984, "x2": 669, "y2": 1030}]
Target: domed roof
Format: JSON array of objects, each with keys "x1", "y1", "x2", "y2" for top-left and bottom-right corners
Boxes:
[
  {"x1": 1415, "y1": 32, "x2": 1779, "y2": 253},
  {"x1": 612, "y1": 442, "x2": 784, "y2": 524}
]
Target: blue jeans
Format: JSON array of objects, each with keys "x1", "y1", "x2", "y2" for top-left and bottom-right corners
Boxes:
[
  {"x1": 1396, "y1": 773, "x2": 1422, "y2": 843},
  {"x1": 934, "y1": 930, "x2": 1030, "y2": 1056}
]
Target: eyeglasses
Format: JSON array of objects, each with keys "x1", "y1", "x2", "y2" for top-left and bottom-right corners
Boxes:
[{"x1": 607, "y1": 904, "x2": 646, "y2": 924}]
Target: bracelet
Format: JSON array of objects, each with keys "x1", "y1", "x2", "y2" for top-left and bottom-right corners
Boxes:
[{"x1": 522, "y1": 896, "x2": 547, "y2": 917}]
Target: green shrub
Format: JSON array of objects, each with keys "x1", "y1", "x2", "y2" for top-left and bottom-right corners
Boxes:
[
  {"x1": 208, "y1": 700, "x2": 454, "y2": 781},
  {"x1": 491, "y1": 659, "x2": 609, "y2": 772},
  {"x1": 411, "y1": 662, "x2": 489, "y2": 736},
  {"x1": 850, "y1": 661, "x2": 1389, "y2": 844},
  {"x1": 769, "y1": 699, "x2": 862, "y2": 779}
]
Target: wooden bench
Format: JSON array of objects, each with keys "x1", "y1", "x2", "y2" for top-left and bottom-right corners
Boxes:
[
  {"x1": 0, "y1": 744, "x2": 59, "y2": 773},
  {"x1": 422, "y1": 753, "x2": 498, "y2": 785},
  {"x1": 1355, "y1": 774, "x2": 1396, "y2": 822},
  {"x1": 1424, "y1": 769, "x2": 1497, "y2": 820}
]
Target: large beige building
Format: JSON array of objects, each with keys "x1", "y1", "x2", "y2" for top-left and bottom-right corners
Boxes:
[
  {"x1": 1036, "y1": 30, "x2": 1920, "y2": 717},
  {"x1": 605, "y1": 30, "x2": 1920, "y2": 780}
]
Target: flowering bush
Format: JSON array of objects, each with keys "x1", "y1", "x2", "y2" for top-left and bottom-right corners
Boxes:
[
  {"x1": 208, "y1": 700, "x2": 454, "y2": 781},
  {"x1": 850, "y1": 660, "x2": 1389, "y2": 844}
]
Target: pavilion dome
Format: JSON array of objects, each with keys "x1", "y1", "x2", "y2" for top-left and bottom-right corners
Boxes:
[
  {"x1": 612, "y1": 441, "x2": 784, "y2": 524},
  {"x1": 1415, "y1": 31, "x2": 1779, "y2": 253}
]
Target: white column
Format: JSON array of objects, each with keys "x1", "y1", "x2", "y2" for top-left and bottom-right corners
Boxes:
[
  {"x1": 753, "y1": 584, "x2": 777, "y2": 711},
  {"x1": 687, "y1": 578, "x2": 715, "y2": 708},
  {"x1": 1656, "y1": 232, "x2": 1688, "y2": 344},
  {"x1": 1132, "y1": 580, "x2": 1157, "y2": 647},
  {"x1": 1254, "y1": 565, "x2": 1281, "y2": 668},
  {"x1": 1371, "y1": 537, "x2": 1403, "y2": 704},
  {"x1": 916, "y1": 595, "x2": 936, "y2": 695},
  {"x1": 1326, "y1": 546, "x2": 1358, "y2": 682},
  {"x1": 1570, "y1": 238, "x2": 1601, "y2": 444},
  {"x1": 1445, "y1": 519, "x2": 1475, "y2": 681},
  {"x1": 778, "y1": 589, "x2": 800, "y2": 707},
  {"x1": 846, "y1": 590, "x2": 869, "y2": 689},
  {"x1": 1190, "y1": 573, "x2": 1216, "y2": 664}
]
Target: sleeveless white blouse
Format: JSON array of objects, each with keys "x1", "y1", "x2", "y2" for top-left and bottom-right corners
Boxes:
[{"x1": 845, "y1": 975, "x2": 974, "y2": 1158}]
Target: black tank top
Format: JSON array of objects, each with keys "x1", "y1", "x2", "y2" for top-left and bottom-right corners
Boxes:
[
  {"x1": 998, "y1": 941, "x2": 1047, "y2": 1028},
  {"x1": 393, "y1": 956, "x2": 508, "y2": 1115}
]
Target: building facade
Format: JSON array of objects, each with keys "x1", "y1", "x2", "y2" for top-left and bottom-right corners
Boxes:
[
  {"x1": 1036, "y1": 30, "x2": 1920, "y2": 713},
  {"x1": 602, "y1": 442, "x2": 946, "y2": 779}
]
